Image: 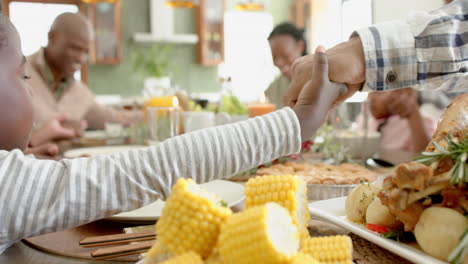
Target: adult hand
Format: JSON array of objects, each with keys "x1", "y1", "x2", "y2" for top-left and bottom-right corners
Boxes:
[
  {"x1": 30, "y1": 114, "x2": 87, "y2": 146},
  {"x1": 286, "y1": 37, "x2": 366, "y2": 108},
  {"x1": 386, "y1": 89, "x2": 419, "y2": 119},
  {"x1": 293, "y1": 46, "x2": 347, "y2": 142},
  {"x1": 24, "y1": 143, "x2": 59, "y2": 159}
]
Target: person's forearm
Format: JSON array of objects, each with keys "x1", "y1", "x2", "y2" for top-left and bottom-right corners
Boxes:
[
  {"x1": 328, "y1": 37, "x2": 366, "y2": 87},
  {"x1": 407, "y1": 110, "x2": 432, "y2": 152},
  {"x1": 354, "y1": 0, "x2": 468, "y2": 92},
  {"x1": 0, "y1": 108, "x2": 301, "y2": 253}
]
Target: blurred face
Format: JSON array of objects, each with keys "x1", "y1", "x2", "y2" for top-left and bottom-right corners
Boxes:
[
  {"x1": 47, "y1": 29, "x2": 90, "y2": 78},
  {"x1": 269, "y1": 35, "x2": 304, "y2": 80},
  {"x1": 0, "y1": 22, "x2": 34, "y2": 150}
]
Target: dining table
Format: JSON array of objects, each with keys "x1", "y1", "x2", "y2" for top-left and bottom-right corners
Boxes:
[{"x1": 0, "y1": 148, "x2": 420, "y2": 264}]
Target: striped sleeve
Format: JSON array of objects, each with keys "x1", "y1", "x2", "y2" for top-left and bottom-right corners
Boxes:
[
  {"x1": 355, "y1": 0, "x2": 468, "y2": 92},
  {"x1": 0, "y1": 107, "x2": 301, "y2": 254}
]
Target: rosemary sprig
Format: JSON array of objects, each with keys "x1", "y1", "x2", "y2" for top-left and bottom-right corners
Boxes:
[
  {"x1": 414, "y1": 134, "x2": 468, "y2": 186},
  {"x1": 448, "y1": 230, "x2": 467, "y2": 264}
]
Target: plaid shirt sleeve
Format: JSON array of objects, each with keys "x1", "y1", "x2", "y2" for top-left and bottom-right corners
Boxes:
[{"x1": 355, "y1": 0, "x2": 468, "y2": 93}]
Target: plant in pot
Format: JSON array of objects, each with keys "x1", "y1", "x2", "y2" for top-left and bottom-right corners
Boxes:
[{"x1": 132, "y1": 44, "x2": 173, "y2": 97}]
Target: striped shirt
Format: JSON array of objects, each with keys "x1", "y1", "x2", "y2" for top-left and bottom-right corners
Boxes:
[
  {"x1": 355, "y1": 0, "x2": 468, "y2": 93},
  {"x1": 0, "y1": 108, "x2": 301, "y2": 254}
]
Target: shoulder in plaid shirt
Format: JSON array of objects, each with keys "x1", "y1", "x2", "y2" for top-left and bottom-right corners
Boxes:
[{"x1": 355, "y1": 0, "x2": 468, "y2": 93}]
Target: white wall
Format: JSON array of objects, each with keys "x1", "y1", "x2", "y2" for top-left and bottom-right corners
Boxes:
[{"x1": 373, "y1": 0, "x2": 444, "y2": 23}]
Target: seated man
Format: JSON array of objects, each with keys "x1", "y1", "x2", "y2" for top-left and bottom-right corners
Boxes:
[{"x1": 27, "y1": 12, "x2": 141, "y2": 130}]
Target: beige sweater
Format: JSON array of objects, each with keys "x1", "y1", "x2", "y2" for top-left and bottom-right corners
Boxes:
[{"x1": 27, "y1": 49, "x2": 141, "y2": 129}]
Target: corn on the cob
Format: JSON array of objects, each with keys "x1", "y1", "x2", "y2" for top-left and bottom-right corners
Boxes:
[
  {"x1": 301, "y1": 235, "x2": 353, "y2": 264},
  {"x1": 219, "y1": 202, "x2": 299, "y2": 264},
  {"x1": 155, "y1": 178, "x2": 232, "y2": 259},
  {"x1": 159, "y1": 251, "x2": 203, "y2": 264},
  {"x1": 245, "y1": 175, "x2": 310, "y2": 237},
  {"x1": 290, "y1": 252, "x2": 321, "y2": 264},
  {"x1": 205, "y1": 252, "x2": 223, "y2": 264},
  {"x1": 144, "y1": 241, "x2": 173, "y2": 264}
]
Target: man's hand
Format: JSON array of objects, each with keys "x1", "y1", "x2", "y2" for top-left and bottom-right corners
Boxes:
[
  {"x1": 286, "y1": 37, "x2": 366, "y2": 108},
  {"x1": 24, "y1": 143, "x2": 59, "y2": 159},
  {"x1": 30, "y1": 114, "x2": 87, "y2": 146},
  {"x1": 293, "y1": 46, "x2": 347, "y2": 142}
]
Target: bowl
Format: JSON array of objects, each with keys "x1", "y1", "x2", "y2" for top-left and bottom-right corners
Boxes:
[{"x1": 334, "y1": 130, "x2": 381, "y2": 160}]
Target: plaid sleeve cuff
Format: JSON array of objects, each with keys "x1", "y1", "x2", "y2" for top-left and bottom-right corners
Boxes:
[{"x1": 353, "y1": 21, "x2": 418, "y2": 91}]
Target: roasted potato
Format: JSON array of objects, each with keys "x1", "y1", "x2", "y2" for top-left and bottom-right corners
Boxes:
[
  {"x1": 414, "y1": 207, "x2": 468, "y2": 261},
  {"x1": 345, "y1": 183, "x2": 380, "y2": 222},
  {"x1": 365, "y1": 197, "x2": 400, "y2": 228}
]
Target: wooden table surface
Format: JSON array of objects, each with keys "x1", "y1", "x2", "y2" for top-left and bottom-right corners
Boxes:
[{"x1": 0, "y1": 149, "x2": 419, "y2": 263}]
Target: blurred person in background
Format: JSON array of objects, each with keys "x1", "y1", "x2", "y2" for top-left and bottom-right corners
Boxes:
[
  {"x1": 27, "y1": 12, "x2": 142, "y2": 131},
  {"x1": 266, "y1": 23, "x2": 308, "y2": 107},
  {"x1": 358, "y1": 88, "x2": 436, "y2": 152}
]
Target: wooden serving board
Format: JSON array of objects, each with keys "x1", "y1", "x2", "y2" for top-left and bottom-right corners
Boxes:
[{"x1": 23, "y1": 220, "x2": 150, "y2": 262}]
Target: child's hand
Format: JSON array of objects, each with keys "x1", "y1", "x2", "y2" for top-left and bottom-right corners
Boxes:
[{"x1": 293, "y1": 46, "x2": 346, "y2": 142}]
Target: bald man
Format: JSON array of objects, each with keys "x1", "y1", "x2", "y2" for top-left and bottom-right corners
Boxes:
[{"x1": 27, "y1": 12, "x2": 141, "y2": 130}]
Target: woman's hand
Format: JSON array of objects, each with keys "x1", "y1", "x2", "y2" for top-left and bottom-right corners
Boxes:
[{"x1": 386, "y1": 89, "x2": 419, "y2": 119}]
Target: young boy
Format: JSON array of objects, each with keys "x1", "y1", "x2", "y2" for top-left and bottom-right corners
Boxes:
[{"x1": 0, "y1": 14, "x2": 344, "y2": 253}]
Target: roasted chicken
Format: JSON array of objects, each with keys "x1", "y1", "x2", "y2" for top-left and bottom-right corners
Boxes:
[{"x1": 379, "y1": 94, "x2": 467, "y2": 231}]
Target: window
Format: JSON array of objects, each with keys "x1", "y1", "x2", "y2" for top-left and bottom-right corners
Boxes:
[
  {"x1": 219, "y1": 11, "x2": 277, "y2": 102},
  {"x1": 341, "y1": 0, "x2": 373, "y2": 41},
  {"x1": 8, "y1": 2, "x2": 79, "y2": 56},
  {"x1": 4, "y1": 0, "x2": 85, "y2": 80}
]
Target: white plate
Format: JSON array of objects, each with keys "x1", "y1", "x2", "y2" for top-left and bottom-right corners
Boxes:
[
  {"x1": 64, "y1": 145, "x2": 147, "y2": 158},
  {"x1": 309, "y1": 197, "x2": 447, "y2": 264},
  {"x1": 108, "y1": 180, "x2": 245, "y2": 222}
]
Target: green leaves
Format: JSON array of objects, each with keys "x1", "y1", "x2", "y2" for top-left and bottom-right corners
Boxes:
[
  {"x1": 131, "y1": 44, "x2": 173, "y2": 78},
  {"x1": 414, "y1": 134, "x2": 468, "y2": 187},
  {"x1": 219, "y1": 200, "x2": 228, "y2": 208},
  {"x1": 218, "y1": 94, "x2": 248, "y2": 115},
  {"x1": 381, "y1": 228, "x2": 416, "y2": 243}
]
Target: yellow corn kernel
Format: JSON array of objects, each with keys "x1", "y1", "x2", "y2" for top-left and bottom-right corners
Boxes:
[
  {"x1": 205, "y1": 252, "x2": 223, "y2": 264},
  {"x1": 219, "y1": 203, "x2": 299, "y2": 264},
  {"x1": 156, "y1": 178, "x2": 232, "y2": 259},
  {"x1": 159, "y1": 251, "x2": 203, "y2": 264},
  {"x1": 290, "y1": 252, "x2": 321, "y2": 264},
  {"x1": 144, "y1": 241, "x2": 173, "y2": 264},
  {"x1": 301, "y1": 235, "x2": 353, "y2": 264},
  {"x1": 245, "y1": 175, "x2": 310, "y2": 237}
]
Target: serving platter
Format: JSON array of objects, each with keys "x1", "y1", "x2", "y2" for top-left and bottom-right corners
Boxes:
[{"x1": 309, "y1": 197, "x2": 447, "y2": 264}]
